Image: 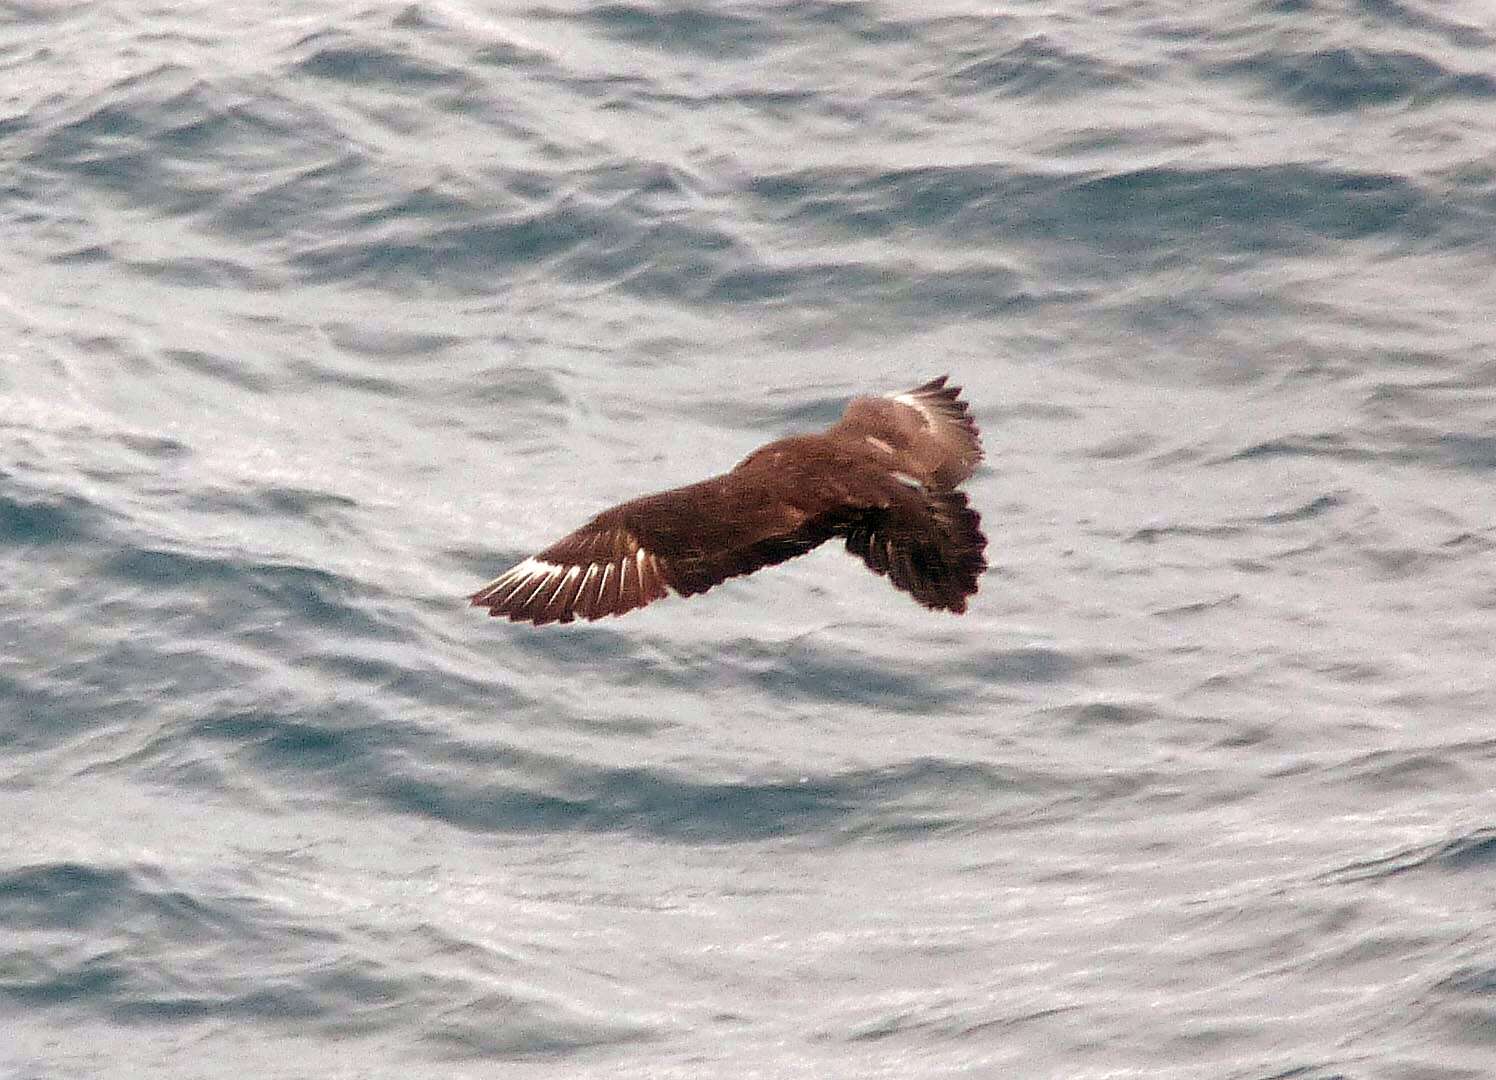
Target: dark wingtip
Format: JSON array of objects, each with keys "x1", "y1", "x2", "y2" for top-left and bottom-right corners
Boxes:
[
  {"x1": 905, "y1": 374, "x2": 966, "y2": 406},
  {"x1": 910, "y1": 374, "x2": 950, "y2": 394}
]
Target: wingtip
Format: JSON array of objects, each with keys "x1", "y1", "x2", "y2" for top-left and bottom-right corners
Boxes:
[
  {"x1": 468, "y1": 546, "x2": 675, "y2": 625},
  {"x1": 901, "y1": 374, "x2": 967, "y2": 405}
]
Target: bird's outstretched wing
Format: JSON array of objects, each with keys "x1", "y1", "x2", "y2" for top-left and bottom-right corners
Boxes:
[
  {"x1": 468, "y1": 478, "x2": 832, "y2": 624},
  {"x1": 842, "y1": 487, "x2": 987, "y2": 613},
  {"x1": 468, "y1": 520, "x2": 671, "y2": 625},
  {"x1": 827, "y1": 375, "x2": 984, "y2": 491},
  {"x1": 888, "y1": 375, "x2": 983, "y2": 488}
]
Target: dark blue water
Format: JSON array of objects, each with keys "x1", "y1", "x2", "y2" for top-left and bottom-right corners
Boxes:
[{"x1": 4, "y1": 1, "x2": 1496, "y2": 1076}]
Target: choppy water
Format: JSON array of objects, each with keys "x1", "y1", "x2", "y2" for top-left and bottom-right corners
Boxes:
[{"x1": 4, "y1": 0, "x2": 1496, "y2": 1076}]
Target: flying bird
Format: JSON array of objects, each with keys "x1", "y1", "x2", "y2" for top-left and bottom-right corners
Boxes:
[{"x1": 469, "y1": 375, "x2": 987, "y2": 625}]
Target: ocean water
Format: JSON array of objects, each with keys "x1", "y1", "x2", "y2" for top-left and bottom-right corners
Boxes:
[{"x1": 4, "y1": 0, "x2": 1496, "y2": 1076}]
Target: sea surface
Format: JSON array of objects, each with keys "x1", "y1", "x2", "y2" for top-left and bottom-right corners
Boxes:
[{"x1": 4, "y1": 0, "x2": 1496, "y2": 1076}]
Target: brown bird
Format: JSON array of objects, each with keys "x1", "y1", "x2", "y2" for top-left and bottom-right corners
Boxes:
[{"x1": 469, "y1": 375, "x2": 987, "y2": 625}]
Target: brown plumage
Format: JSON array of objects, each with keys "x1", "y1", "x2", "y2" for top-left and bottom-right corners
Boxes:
[{"x1": 469, "y1": 375, "x2": 987, "y2": 625}]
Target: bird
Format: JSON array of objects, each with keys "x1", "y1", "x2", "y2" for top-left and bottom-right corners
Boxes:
[{"x1": 469, "y1": 375, "x2": 987, "y2": 625}]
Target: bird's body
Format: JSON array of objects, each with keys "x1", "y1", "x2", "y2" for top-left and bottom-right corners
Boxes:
[{"x1": 470, "y1": 376, "x2": 987, "y2": 625}]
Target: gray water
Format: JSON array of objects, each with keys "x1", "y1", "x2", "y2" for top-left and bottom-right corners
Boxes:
[{"x1": 4, "y1": 1, "x2": 1496, "y2": 1076}]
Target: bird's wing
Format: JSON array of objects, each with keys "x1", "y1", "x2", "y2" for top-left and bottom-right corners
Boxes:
[
  {"x1": 887, "y1": 375, "x2": 984, "y2": 489},
  {"x1": 468, "y1": 517, "x2": 672, "y2": 625},
  {"x1": 842, "y1": 485, "x2": 987, "y2": 613},
  {"x1": 469, "y1": 477, "x2": 832, "y2": 624}
]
